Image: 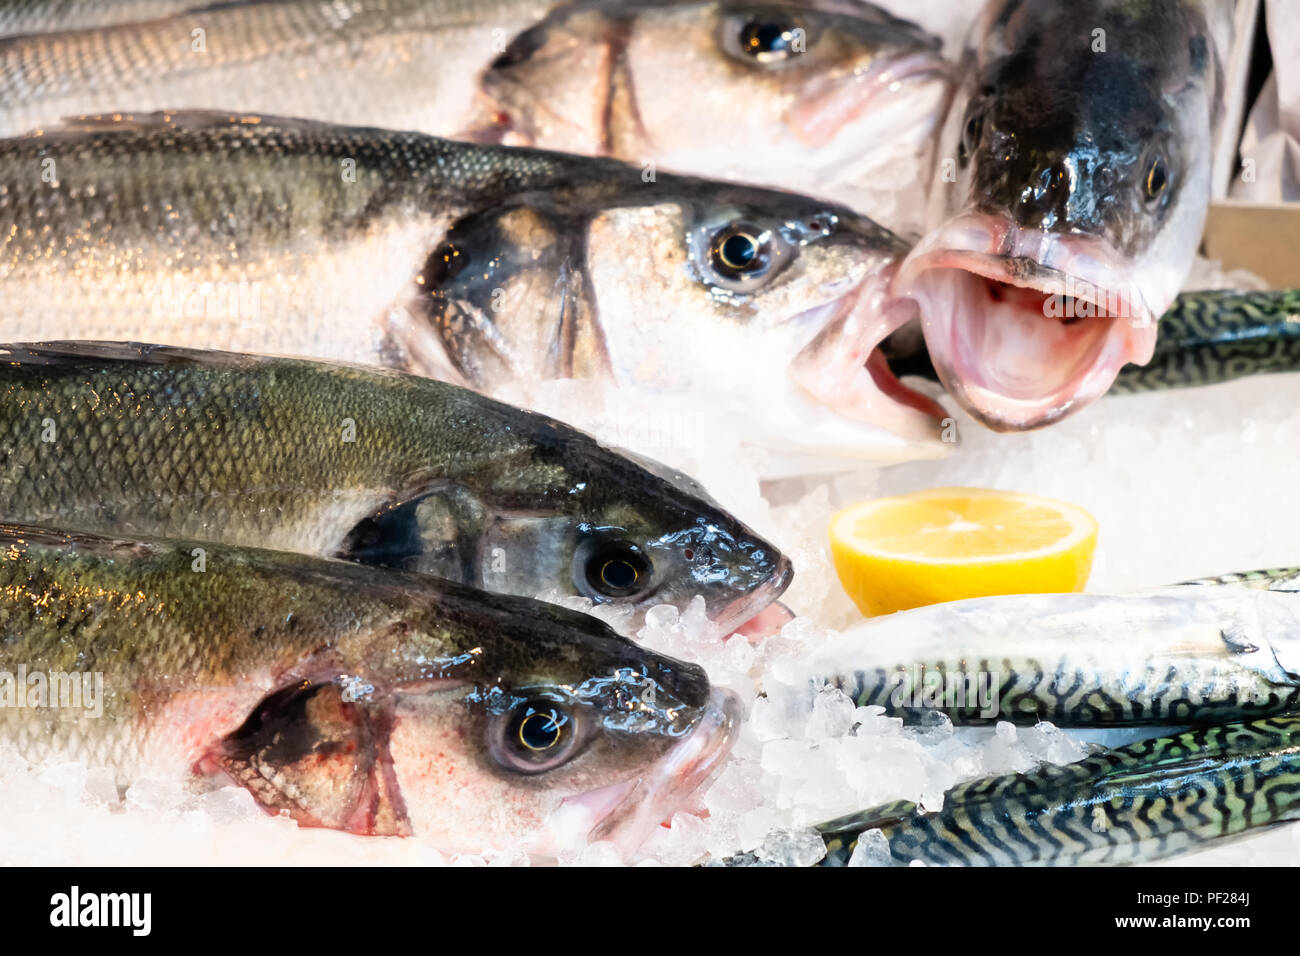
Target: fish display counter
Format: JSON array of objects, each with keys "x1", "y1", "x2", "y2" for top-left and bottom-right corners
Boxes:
[{"x1": 0, "y1": 0, "x2": 1294, "y2": 887}]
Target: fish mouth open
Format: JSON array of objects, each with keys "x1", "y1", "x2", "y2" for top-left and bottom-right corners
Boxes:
[
  {"x1": 788, "y1": 265, "x2": 948, "y2": 447},
  {"x1": 893, "y1": 213, "x2": 1158, "y2": 431},
  {"x1": 575, "y1": 687, "x2": 742, "y2": 856}
]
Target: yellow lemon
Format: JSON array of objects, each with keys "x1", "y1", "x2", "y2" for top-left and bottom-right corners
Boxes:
[{"x1": 829, "y1": 487, "x2": 1098, "y2": 616}]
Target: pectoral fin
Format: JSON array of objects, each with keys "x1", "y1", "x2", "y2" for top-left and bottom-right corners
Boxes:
[{"x1": 337, "y1": 483, "x2": 488, "y2": 584}]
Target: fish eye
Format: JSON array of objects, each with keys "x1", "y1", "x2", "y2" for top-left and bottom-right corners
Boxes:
[
  {"x1": 710, "y1": 224, "x2": 772, "y2": 281},
  {"x1": 959, "y1": 108, "x2": 984, "y2": 164},
  {"x1": 491, "y1": 700, "x2": 582, "y2": 774},
  {"x1": 739, "y1": 17, "x2": 805, "y2": 63},
  {"x1": 717, "y1": 227, "x2": 764, "y2": 277},
  {"x1": 574, "y1": 538, "x2": 654, "y2": 602},
  {"x1": 721, "y1": 12, "x2": 814, "y2": 68},
  {"x1": 692, "y1": 217, "x2": 793, "y2": 295},
  {"x1": 518, "y1": 708, "x2": 564, "y2": 751},
  {"x1": 1143, "y1": 155, "x2": 1169, "y2": 204}
]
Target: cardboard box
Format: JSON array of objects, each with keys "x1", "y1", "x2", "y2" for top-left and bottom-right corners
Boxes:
[{"x1": 1203, "y1": 0, "x2": 1300, "y2": 287}]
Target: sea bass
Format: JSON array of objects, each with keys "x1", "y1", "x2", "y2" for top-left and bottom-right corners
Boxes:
[
  {"x1": 0, "y1": 0, "x2": 949, "y2": 231},
  {"x1": 0, "y1": 524, "x2": 739, "y2": 855},
  {"x1": 0, "y1": 0, "x2": 554, "y2": 138},
  {"x1": 0, "y1": 111, "x2": 944, "y2": 465},
  {"x1": 809, "y1": 716, "x2": 1300, "y2": 866},
  {"x1": 471, "y1": 0, "x2": 951, "y2": 227},
  {"x1": 0, "y1": 343, "x2": 790, "y2": 634},
  {"x1": 785, "y1": 568, "x2": 1300, "y2": 726},
  {"x1": 895, "y1": 0, "x2": 1233, "y2": 430}
]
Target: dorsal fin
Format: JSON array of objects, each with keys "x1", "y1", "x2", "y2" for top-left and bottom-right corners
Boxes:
[
  {"x1": 0, "y1": 522, "x2": 164, "y2": 562},
  {"x1": 0, "y1": 341, "x2": 416, "y2": 381},
  {"x1": 0, "y1": 340, "x2": 259, "y2": 370},
  {"x1": 28, "y1": 109, "x2": 380, "y2": 141}
]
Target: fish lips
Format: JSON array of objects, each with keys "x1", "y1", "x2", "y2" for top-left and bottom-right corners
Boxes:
[
  {"x1": 788, "y1": 265, "x2": 948, "y2": 440},
  {"x1": 711, "y1": 553, "x2": 795, "y2": 637},
  {"x1": 893, "y1": 213, "x2": 1158, "y2": 431},
  {"x1": 562, "y1": 687, "x2": 742, "y2": 857},
  {"x1": 786, "y1": 50, "x2": 951, "y2": 152}
]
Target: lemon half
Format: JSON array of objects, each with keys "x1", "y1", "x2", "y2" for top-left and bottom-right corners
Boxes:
[{"x1": 830, "y1": 487, "x2": 1099, "y2": 617}]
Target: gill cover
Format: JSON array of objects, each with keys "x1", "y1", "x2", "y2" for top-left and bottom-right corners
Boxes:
[{"x1": 415, "y1": 204, "x2": 607, "y2": 390}]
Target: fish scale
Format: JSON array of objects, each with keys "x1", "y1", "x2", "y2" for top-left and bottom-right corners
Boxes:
[
  {"x1": 0, "y1": 112, "x2": 498, "y2": 369},
  {"x1": 0, "y1": 350, "x2": 500, "y2": 552},
  {"x1": 834, "y1": 659, "x2": 1300, "y2": 727},
  {"x1": 0, "y1": 1, "x2": 952, "y2": 237},
  {"x1": 0, "y1": 522, "x2": 726, "y2": 851},
  {"x1": 812, "y1": 717, "x2": 1300, "y2": 866},
  {"x1": 0, "y1": 0, "x2": 554, "y2": 139},
  {"x1": 0, "y1": 342, "x2": 791, "y2": 629},
  {"x1": 1109, "y1": 290, "x2": 1300, "y2": 393},
  {"x1": 1180, "y1": 567, "x2": 1300, "y2": 588},
  {"x1": 0, "y1": 1, "x2": 206, "y2": 35}
]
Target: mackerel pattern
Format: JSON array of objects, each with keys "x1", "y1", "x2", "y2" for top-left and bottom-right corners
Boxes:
[
  {"x1": 817, "y1": 575, "x2": 1300, "y2": 726},
  {"x1": 813, "y1": 716, "x2": 1300, "y2": 866},
  {"x1": 1177, "y1": 567, "x2": 1300, "y2": 589},
  {"x1": 830, "y1": 658, "x2": 1300, "y2": 726},
  {"x1": 1110, "y1": 289, "x2": 1300, "y2": 393}
]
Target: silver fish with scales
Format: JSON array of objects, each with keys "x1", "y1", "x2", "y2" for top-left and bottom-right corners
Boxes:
[{"x1": 0, "y1": 110, "x2": 946, "y2": 466}]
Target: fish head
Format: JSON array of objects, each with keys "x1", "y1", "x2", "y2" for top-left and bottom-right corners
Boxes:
[
  {"x1": 212, "y1": 592, "x2": 740, "y2": 857},
  {"x1": 476, "y1": 442, "x2": 795, "y2": 635},
  {"x1": 896, "y1": 0, "x2": 1222, "y2": 430},
  {"x1": 338, "y1": 396, "x2": 793, "y2": 632},
  {"x1": 471, "y1": 0, "x2": 950, "y2": 203},
  {"x1": 414, "y1": 180, "x2": 948, "y2": 467}
]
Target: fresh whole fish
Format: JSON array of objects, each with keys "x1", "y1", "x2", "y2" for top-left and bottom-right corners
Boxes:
[
  {"x1": 470, "y1": 0, "x2": 951, "y2": 225},
  {"x1": 882, "y1": 289, "x2": 1300, "y2": 394},
  {"x1": 0, "y1": 0, "x2": 555, "y2": 139},
  {"x1": 0, "y1": 342, "x2": 791, "y2": 634},
  {"x1": 896, "y1": 0, "x2": 1233, "y2": 430},
  {"x1": 0, "y1": 523, "x2": 740, "y2": 855},
  {"x1": 808, "y1": 716, "x2": 1300, "y2": 866},
  {"x1": 0, "y1": 0, "x2": 949, "y2": 232},
  {"x1": 0, "y1": 111, "x2": 946, "y2": 465},
  {"x1": 784, "y1": 568, "x2": 1300, "y2": 726}
]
